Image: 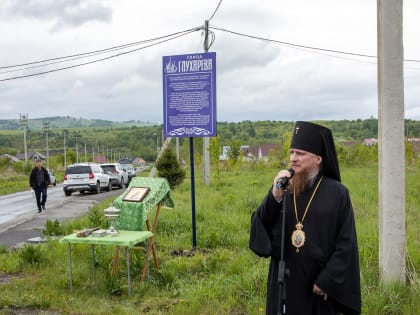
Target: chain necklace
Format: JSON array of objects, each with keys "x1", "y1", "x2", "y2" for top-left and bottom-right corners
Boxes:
[{"x1": 291, "y1": 176, "x2": 323, "y2": 253}]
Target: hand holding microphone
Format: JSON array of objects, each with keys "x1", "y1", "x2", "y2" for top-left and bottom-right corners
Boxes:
[
  {"x1": 271, "y1": 168, "x2": 295, "y2": 202},
  {"x1": 272, "y1": 168, "x2": 295, "y2": 202},
  {"x1": 276, "y1": 168, "x2": 295, "y2": 189}
]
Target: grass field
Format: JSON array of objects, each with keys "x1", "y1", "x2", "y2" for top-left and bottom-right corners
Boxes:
[{"x1": 0, "y1": 164, "x2": 418, "y2": 314}]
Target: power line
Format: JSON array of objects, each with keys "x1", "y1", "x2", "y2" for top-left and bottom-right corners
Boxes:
[
  {"x1": 0, "y1": 47, "x2": 132, "y2": 75},
  {"x1": 0, "y1": 27, "x2": 201, "y2": 70},
  {"x1": 208, "y1": 0, "x2": 223, "y2": 21},
  {"x1": 0, "y1": 28, "x2": 201, "y2": 82},
  {"x1": 210, "y1": 25, "x2": 420, "y2": 63},
  {"x1": 404, "y1": 58, "x2": 420, "y2": 63},
  {"x1": 211, "y1": 25, "x2": 376, "y2": 58},
  {"x1": 2, "y1": 22, "x2": 419, "y2": 83}
]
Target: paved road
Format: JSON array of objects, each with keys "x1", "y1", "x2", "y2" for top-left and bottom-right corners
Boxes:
[
  {"x1": 0, "y1": 184, "x2": 67, "y2": 227},
  {"x1": 0, "y1": 185, "x2": 124, "y2": 249}
]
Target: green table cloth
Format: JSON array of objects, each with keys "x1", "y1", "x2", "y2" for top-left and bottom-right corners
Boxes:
[{"x1": 112, "y1": 177, "x2": 174, "y2": 231}]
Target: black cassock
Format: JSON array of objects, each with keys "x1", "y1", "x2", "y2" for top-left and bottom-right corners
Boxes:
[{"x1": 250, "y1": 176, "x2": 361, "y2": 315}]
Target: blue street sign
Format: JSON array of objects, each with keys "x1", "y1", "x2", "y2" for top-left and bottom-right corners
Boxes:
[{"x1": 162, "y1": 52, "x2": 217, "y2": 137}]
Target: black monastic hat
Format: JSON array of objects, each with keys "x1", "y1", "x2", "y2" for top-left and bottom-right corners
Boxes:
[{"x1": 290, "y1": 121, "x2": 341, "y2": 182}]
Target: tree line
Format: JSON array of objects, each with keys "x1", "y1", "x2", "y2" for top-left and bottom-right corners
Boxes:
[{"x1": 0, "y1": 118, "x2": 419, "y2": 168}]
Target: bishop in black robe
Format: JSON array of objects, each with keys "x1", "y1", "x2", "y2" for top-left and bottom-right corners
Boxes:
[{"x1": 250, "y1": 175, "x2": 361, "y2": 315}]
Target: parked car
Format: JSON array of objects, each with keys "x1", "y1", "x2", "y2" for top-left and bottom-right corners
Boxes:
[
  {"x1": 120, "y1": 163, "x2": 136, "y2": 184},
  {"x1": 47, "y1": 169, "x2": 57, "y2": 186},
  {"x1": 63, "y1": 163, "x2": 111, "y2": 196},
  {"x1": 100, "y1": 163, "x2": 129, "y2": 189}
]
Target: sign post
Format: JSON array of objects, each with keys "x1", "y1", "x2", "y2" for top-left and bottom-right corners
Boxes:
[{"x1": 162, "y1": 52, "x2": 217, "y2": 248}]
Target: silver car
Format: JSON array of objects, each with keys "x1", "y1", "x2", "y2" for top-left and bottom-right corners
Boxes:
[
  {"x1": 100, "y1": 163, "x2": 129, "y2": 189},
  {"x1": 47, "y1": 169, "x2": 57, "y2": 186},
  {"x1": 120, "y1": 163, "x2": 136, "y2": 184},
  {"x1": 63, "y1": 163, "x2": 111, "y2": 196}
]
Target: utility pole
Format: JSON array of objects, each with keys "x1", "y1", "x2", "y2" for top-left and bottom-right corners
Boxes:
[
  {"x1": 153, "y1": 132, "x2": 159, "y2": 160},
  {"x1": 203, "y1": 19, "x2": 211, "y2": 185},
  {"x1": 149, "y1": 137, "x2": 172, "y2": 177},
  {"x1": 19, "y1": 114, "x2": 29, "y2": 164},
  {"x1": 84, "y1": 140, "x2": 87, "y2": 162},
  {"x1": 75, "y1": 135, "x2": 79, "y2": 163},
  {"x1": 43, "y1": 121, "x2": 49, "y2": 169},
  {"x1": 377, "y1": 0, "x2": 405, "y2": 284},
  {"x1": 176, "y1": 138, "x2": 180, "y2": 161},
  {"x1": 63, "y1": 130, "x2": 67, "y2": 168}
]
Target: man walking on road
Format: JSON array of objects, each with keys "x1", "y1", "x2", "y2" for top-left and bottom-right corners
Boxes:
[{"x1": 29, "y1": 158, "x2": 50, "y2": 214}]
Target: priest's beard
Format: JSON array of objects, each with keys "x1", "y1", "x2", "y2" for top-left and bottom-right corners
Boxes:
[{"x1": 290, "y1": 168, "x2": 319, "y2": 196}]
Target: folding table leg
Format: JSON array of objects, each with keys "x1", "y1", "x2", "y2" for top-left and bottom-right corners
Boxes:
[
  {"x1": 91, "y1": 245, "x2": 95, "y2": 280},
  {"x1": 126, "y1": 247, "x2": 131, "y2": 295},
  {"x1": 141, "y1": 239, "x2": 151, "y2": 282},
  {"x1": 67, "y1": 244, "x2": 73, "y2": 292}
]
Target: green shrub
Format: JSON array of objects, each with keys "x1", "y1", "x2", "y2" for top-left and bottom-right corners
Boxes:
[
  {"x1": 87, "y1": 203, "x2": 107, "y2": 228},
  {"x1": 156, "y1": 147, "x2": 186, "y2": 189},
  {"x1": 19, "y1": 244, "x2": 43, "y2": 266},
  {"x1": 42, "y1": 219, "x2": 63, "y2": 237},
  {"x1": 0, "y1": 244, "x2": 8, "y2": 254}
]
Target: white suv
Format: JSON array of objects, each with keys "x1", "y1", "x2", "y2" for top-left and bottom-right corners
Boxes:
[{"x1": 63, "y1": 163, "x2": 111, "y2": 196}]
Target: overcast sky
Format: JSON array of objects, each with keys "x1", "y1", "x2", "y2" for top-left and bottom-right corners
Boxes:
[{"x1": 1, "y1": 0, "x2": 419, "y2": 123}]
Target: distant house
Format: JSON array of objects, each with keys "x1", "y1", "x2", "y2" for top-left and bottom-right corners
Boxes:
[
  {"x1": 407, "y1": 137, "x2": 420, "y2": 142},
  {"x1": 221, "y1": 144, "x2": 279, "y2": 162},
  {"x1": 94, "y1": 155, "x2": 107, "y2": 164},
  {"x1": 242, "y1": 144, "x2": 279, "y2": 162},
  {"x1": 0, "y1": 154, "x2": 20, "y2": 163},
  {"x1": 16, "y1": 151, "x2": 46, "y2": 161},
  {"x1": 408, "y1": 138, "x2": 420, "y2": 155},
  {"x1": 132, "y1": 157, "x2": 146, "y2": 166},
  {"x1": 219, "y1": 146, "x2": 230, "y2": 161},
  {"x1": 339, "y1": 141, "x2": 359, "y2": 147},
  {"x1": 242, "y1": 146, "x2": 258, "y2": 161},
  {"x1": 363, "y1": 138, "x2": 378, "y2": 147}
]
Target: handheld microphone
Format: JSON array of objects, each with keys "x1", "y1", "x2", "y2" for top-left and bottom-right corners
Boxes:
[{"x1": 275, "y1": 168, "x2": 295, "y2": 189}]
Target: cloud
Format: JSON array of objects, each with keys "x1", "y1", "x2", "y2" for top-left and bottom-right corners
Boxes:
[
  {"x1": 3, "y1": 0, "x2": 112, "y2": 30},
  {"x1": 0, "y1": 1, "x2": 419, "y2": 123}
]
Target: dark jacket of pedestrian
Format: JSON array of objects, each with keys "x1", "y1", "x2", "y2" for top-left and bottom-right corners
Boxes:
[
  {"x1": 29, "y1": 159, "x2": 51, "y2": 213},
  {"x1": 29, "y1": 164, "x2": 50, "y2": 189}
]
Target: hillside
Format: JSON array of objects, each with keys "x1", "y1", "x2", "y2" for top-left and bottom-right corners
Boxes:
[
  {"x1": 0, "y1": 116, "x2": 156, "y2": 130},
  {"x1": 1, "y1": 118, "x2": 420, "y2": 163}
]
